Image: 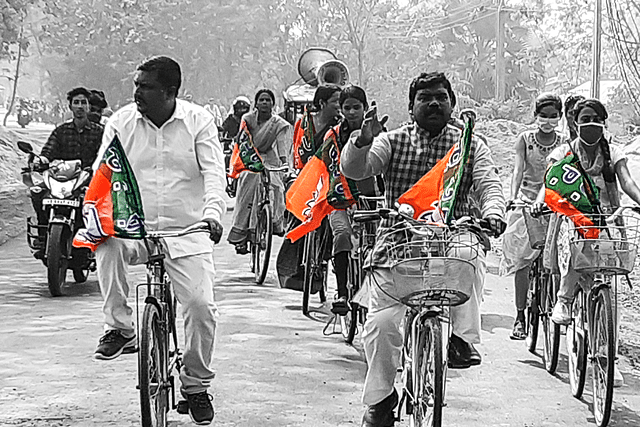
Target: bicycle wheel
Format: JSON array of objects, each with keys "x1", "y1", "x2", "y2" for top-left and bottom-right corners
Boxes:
[
  {"x1": 342, "y1": 255, "x2": 359, "y2": 343},
  {"x1": 567, "y1": 288, "x2": 587, "y2": 398},
  {"x1": 302, "y1": 231, "x2": 315, "y2": 315},
  {"x1": 541, "y1": 273, "x2": 560, "y2": 374},
  {"x1": 526, "y1": 259, "x2": 541, "y2": 353},
  {"x1": 410, "y1": 316, "x2": 443, "y2": 427},
  {"x1": 139, "y1": 303, "x2": 168, "y2": 427},
  {"x1": 254, "y1": 203, "x2": 273, "y2": 285},
  {"x1": 591, "y1": 286, "x2": 615, "y2": 427}
]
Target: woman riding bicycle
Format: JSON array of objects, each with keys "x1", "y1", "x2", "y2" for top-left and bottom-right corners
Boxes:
[
  {"x1": 227, "y1": 89, "x2": 292, "y2": 254},
  {"x1": 502, "y1": 93, "x2": 566, "y2": 340},
  {"x1": 535, "y1": 98, "x2": 640, "y2": 387}
]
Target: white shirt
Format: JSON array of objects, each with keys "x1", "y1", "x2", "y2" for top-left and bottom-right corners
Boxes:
[{"x1": 95, "y1": 100, "x2": 226, "y2": 258}]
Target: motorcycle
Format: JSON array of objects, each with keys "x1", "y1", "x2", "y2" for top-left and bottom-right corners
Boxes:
[
  {"x1": 17, "y1": 106, "x2": 32, "y2": 128},
  {"x1": 18, "y1": 141, "x2": 95, "y2": 296}
]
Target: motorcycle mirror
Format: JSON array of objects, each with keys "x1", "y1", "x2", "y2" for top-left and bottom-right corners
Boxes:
[{"x1": 17, "y1": 141, "x2": 34, "y2": 154}]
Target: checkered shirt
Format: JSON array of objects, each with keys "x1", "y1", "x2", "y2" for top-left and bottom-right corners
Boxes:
[{"x1": 41, "y1": 120, "x2": 104, "y2": 168}]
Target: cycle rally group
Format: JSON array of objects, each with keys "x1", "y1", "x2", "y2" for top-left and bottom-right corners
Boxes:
[{"x1": 14, "y1": 51, "x2": 640, "y2": 427}]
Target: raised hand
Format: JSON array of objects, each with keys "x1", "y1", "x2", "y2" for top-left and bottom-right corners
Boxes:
[{"x1": 357, "y1": 101, "x2": 389, "y2": 148}]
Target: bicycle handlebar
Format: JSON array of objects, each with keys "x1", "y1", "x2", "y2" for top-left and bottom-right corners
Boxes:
[
  {"x1": 146, "y1": 222, "x2": 211, "y2": 239},
  {"x1": 264, "y1": 165, "x2": 289, "y2": 173},
  {"x1": 508, "y1": 201, "x2": 552, "y2": 218},
  {"x1": 606, "y1": 205, "x2": 640, "y2": 225}
]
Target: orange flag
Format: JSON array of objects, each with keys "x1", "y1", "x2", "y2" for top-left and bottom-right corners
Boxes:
[{"x1": 227, "y1": 120, "x2": 264, "y2": 179}]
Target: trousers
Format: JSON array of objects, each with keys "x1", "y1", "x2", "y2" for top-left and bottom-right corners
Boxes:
[
  {"x1": 95, "y1": 237, "x2": 218, "y2": 394},
  {"x1": 361, "y1": 232, "x2": 486, "y2": 405}
]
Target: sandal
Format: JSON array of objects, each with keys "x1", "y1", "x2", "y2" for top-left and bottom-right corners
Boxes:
[
  {"x1": 235, "y1": 242, "x2": 249, "y2": 255},
  {"x1": 510, "y1": 319, "x2": 527, "y2": 340}
]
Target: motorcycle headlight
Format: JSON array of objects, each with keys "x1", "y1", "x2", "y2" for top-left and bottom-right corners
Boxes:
[{"x1": 49, "y1": 180, "x2": 75, "y2": 199}]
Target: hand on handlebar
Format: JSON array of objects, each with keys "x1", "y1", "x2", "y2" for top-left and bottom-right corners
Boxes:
[
  {"x1": 531, "y1": 201, "x2": 547, "y2": 217},
  {"x1": 202, "y1": 217, "x2": 224, "y2": 244},
  {"x1": 482, "y1": 215, "x2": 506, "y2": 237},
  {"x1": 32, "y1": 155, "x2": 49, "y2": 171}
]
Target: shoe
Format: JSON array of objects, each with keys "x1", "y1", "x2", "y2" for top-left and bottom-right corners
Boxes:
[
  {"x1": 510, "y1": 319, "x2": 527, "y2": 340},
  {"x1": 447, "y1": 334, "x2": 471, "y2": 369},
  {"x1": 235, "y1": 242, "x2": 249, "y2": 255},
  {"x1": 362, "y1": 389, "x2": 398, "y2": 427},
  {"x1": 467, "y1": 342, "x2": 482, "y2": 366},
  {"x1": 551, "y1": 300, "x2": 572, "y2": 325},
  {"x1": 184, "y1": 391, "x2": 214, "y2": 425},
  {"x1": 614, "y1": 365, "x2": 625, "y2": 388},
  {"x1": 331, "y1": 297, "x2": 350, "y2": 316},
  {"x1": 94, "y1": 330, "x2": 137, "y2": 360}
]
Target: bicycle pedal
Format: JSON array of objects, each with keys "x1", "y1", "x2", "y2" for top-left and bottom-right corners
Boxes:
[{"x1": 176, "y1": 399, "x2": 189, "y2": 414}]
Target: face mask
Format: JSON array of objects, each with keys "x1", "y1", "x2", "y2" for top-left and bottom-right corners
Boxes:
[
  {"x1": 536, "y1": 117, "x2": 559, "y2": 133},
  {"x1": 578, "y1": 122, "x2": 605, "y2": 146}
]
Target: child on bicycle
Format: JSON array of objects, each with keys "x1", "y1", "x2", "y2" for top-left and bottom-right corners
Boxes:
[
  {"x1": 502, "y1": 93, "x2": 566, "y2": 340},
  {"x1": 535, "y1": 98, "x2": 640, "y2": 387}
]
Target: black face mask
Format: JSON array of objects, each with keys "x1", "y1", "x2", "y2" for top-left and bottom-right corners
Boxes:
[{"x1": 578, "y1": 123, "x2": 605, "y2": 146}]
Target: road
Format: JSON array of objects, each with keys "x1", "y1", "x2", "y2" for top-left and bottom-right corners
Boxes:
[{"x1": 1, "y1": 208, "x2": 639, "y2": 427}]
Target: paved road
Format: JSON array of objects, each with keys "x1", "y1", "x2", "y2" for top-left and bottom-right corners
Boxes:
[{"x1": 1, "y1": 211, "x2": 639, "y2": 426}]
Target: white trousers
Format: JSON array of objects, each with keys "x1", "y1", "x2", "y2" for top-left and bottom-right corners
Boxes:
[
  {"x1": 95, "y1": 237, "x2": 218, "y2": 394},
  {"x1": 361, "y1": 232, "x2": 486, "y2": 405}
]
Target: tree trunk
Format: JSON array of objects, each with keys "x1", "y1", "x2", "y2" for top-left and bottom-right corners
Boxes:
[{"x1": 3, "y1": 24, "x2": 24, "y2": 127}]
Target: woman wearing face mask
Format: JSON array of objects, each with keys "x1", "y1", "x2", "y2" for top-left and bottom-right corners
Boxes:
[
  {"x1": 502, "y1": 93, "x2": 565, "y2": 340},
  {"x1": 539, "y1": 98, "x2": 640, "y2": 386}
]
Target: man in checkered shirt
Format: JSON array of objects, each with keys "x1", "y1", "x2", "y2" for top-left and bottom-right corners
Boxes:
[{"x1": 341, "y1": 72, "x2": 506, "y2": 427}]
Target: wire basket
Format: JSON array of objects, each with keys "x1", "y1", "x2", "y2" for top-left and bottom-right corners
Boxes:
[
  {"x1": 565, "y1": 213, "x2": 640, "y2": 274},
  {"x1": 380, "y1": 222, "x2": 480, "y2": 307},
  {"x1": 523, "y1": 209, "x2": 549, "y2": 250}
]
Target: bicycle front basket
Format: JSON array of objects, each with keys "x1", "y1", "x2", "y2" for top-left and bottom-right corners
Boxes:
[
  {"x1": 383, "y1": 223, "x2": 480, "y2": 307},
  {"x1": 566, "y1": 213, "x2": 639, "y2": 274}
]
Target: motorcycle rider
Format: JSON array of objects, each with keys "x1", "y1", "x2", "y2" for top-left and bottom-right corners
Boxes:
[{"x1": 29, "y1": 87, "x2": 104, "y2": 256}]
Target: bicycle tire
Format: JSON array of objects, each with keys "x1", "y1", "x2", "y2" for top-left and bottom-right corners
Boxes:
[
  {"x1": 541, "y1": 273, "x2": 560, "y2": 374},
  {"x1": 140, "y1": 303, "x2": 168, "y2": 427},
  {"x1": 591, "y1": 286, "x2": 615, "y2": 427},
  {"x1": 411, "y1": 316, "x2": 443, "y2": 427},
  {"x1": 343, "y1": 255, "x2": 359, "y2": 344},
  {"x1": 254, "y1": 204, "x2": 273, "y2": 285},
  {"x1": 526, "y1": 259, "x2": 541, "y2": 353},
  {"x1": 567, "y1": 288, "x2": 587, "y2": 399}
]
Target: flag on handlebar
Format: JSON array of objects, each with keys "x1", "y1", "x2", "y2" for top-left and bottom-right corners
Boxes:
[
  {"x1": 398, "y1": 119, "x2": 474, "y2": 224},
  {"x1": 292, "y1": 106, "x2": 316, "y2": 171},
  {"x1": 227, "y1": 119, "x2": 264, "y2": 179},
  {"x1": 544, "y1": 153, "x2": 601, "y2": 238},
  {"x1": 286, "y1": 125, "x2": 359, "y2": 242},
  {"x1": 72, "y1": 135, "x2": 145, "y2": 251}
]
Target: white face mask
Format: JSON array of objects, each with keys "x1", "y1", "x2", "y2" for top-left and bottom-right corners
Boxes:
[{"x1": 536, "y1": 117, "x2": 560, "y2": 133}]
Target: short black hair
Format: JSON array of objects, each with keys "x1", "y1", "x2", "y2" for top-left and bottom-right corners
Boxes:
[
  {"x1": 137, "y1": 56, "x2": 182, "y2": 96},
  {"x1": 339, "y1": 85, "x2": 368, "y2": 109},
  {"x1": 408, "y1": 72, "x2": 456, "y2": 111},
  {"x1": 89, "y1": 90, "x2": 108, "y2": 109},
  {"x1": 313, "y1": 84, "x2": 342, "y2": 109},
  {"x1": 66, "y1": 87, "x2": 91, "y2": 103},
  {"x1": 254, "y1": 88, "x2": 275, "y2": 105},
  {"x1": 573, "y1": 98, "x2": 608, "y2": 122},
  {"x1": 564, "y1": 94, "x2": 585, "y2": 118},
  {"x1": 534, "y1": 93, "x2": 562, "y2": 116}
]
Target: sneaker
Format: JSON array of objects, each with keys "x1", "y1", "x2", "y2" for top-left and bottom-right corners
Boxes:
[
  {"x1": 184, "y1": 391, "x2": 214, "y2": 425},
  {"x1": 331, "y1": 297, "x2": 349, "y2": 316},
  {"x1": 551, "y1": 300, "x2": 572, "y2": 326},
  {"x1": 94, "y1": 330, "x2": 137, "y2": 360},
  {"x1": 614, "y1": 365, "x2": 625, "y2": 388}
]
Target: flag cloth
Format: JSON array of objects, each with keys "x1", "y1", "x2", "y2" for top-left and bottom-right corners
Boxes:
[
  {"x1": 398, "y1": 119, "x2": 474, "y2": 224},
  {"x1": 73, "y1": 135, "x2": 145, "y2": 251},
  {"x1": 286, "y1": 126, "x2": 359, "y2": 242},
  {"x1": 227, "y1": 119, "x2": 264, "y2": 179},
  {"x1": 544, "y1": 152, "x2": 601, "y2": 238},
  {"x1": 292, "y1": 106, "x2": 316, "y2": 171}
]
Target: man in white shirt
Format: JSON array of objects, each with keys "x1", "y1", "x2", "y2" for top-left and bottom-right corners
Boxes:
[{"x1": 93, "y1": 56, "x2": 225, "y2": 425}]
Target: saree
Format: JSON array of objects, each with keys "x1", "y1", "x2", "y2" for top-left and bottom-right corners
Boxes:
[{"x1": 228, "y1": 110, "x2": 292, "y2": 245}]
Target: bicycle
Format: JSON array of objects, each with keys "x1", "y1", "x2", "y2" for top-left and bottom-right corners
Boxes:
[
  {"x1": 322, "y1": 195, "x2": 385, "y2": 343},
  {"x1": 250, "y1": 165, "x2": 289, "y2": 285},
  {"x1": 509, "y1": 201, "x2": 561, "y2": 373},
  {"x1": 358, "y1": 207, "x2": 486, "y2": 426},
  {"x1": 136, "y1": 222, "x2": 211, "y2": 427},
  {"x1": 301, "y1": 218, "x2": 329, "y2": 315},
  {"x1": 562, "y1": 206, "x2": 640, "y2": 427}
]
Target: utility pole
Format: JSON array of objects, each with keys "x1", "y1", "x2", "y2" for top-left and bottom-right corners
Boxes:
[
  {"x1": 495, "y1": 0, "x2": 505, "y2": 101},
  {"x1": 591, "y1": 0, "x2": 602, "y2": 98}
]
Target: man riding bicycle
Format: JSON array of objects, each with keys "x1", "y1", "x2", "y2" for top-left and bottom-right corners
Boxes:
[
  {"x1": 92, "y1": 56, "x2": 225, "y2": 425},
  {"x1": 340, "y1": 72, "x2": 506, "y2": 427}
]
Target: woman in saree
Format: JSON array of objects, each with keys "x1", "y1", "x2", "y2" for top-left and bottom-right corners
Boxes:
[
  {"x1": 228, "y1": 89, "x2": 293, "y2": 254},
  {"x1": 535, "y1": 98, "x2": 640, "y2": 386}
]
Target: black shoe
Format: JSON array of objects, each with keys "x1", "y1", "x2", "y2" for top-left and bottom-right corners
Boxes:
[
  {"x1": 467, "y1": 343, "x2": 482, "y2": 366},
  {"x1": 235, "y1": 242, "x2": 249, "y2": 255},
  {"x1": 184, "y1": 391, "x2": 214, "y2": 425},
  {"x1": 331, "y1": 297, "x2": 350, "y2": 316},
  {"x1": 362, "y1": 389, "x2": 398, "y2": 427},
  {"x1": 94, "y1": 330, "x2": 137, "y2": 360},
  {"x1": 447, "y1": 334, "x2": 471, "y2": 369}
]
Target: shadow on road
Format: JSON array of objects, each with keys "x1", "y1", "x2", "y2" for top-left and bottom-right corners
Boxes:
[{"x1": 481, "y1": 313, "x2": 514, "y2": 334}]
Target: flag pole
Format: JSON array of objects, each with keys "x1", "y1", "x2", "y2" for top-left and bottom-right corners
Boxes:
[{"x1": 591, "y1": 0, "x2": 602, "y2": 99}]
